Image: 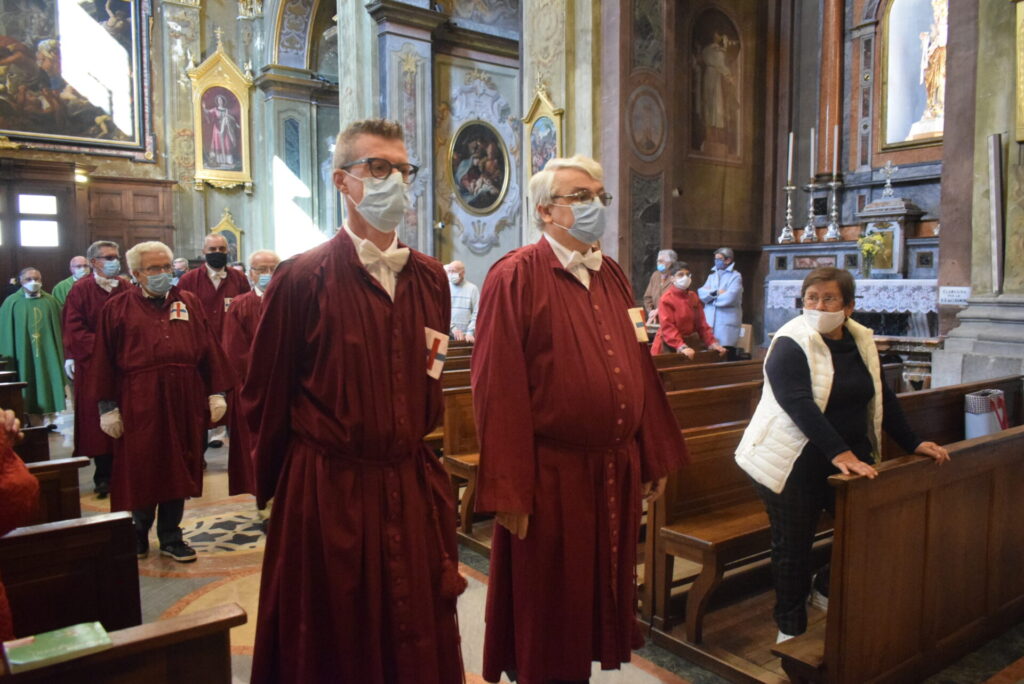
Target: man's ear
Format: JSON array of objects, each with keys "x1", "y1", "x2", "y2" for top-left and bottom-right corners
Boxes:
[{"x1": 333, "y1": 169, "x2": 349, "y2": 195}]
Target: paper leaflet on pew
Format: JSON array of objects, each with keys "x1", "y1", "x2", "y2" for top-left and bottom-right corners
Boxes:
[{"x1": 3, "y1": 621, "x2": 112, "y2": 673}]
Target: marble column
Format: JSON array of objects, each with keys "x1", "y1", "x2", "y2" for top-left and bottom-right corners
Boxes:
[{"x1": 818, "y1": 0, "x2": 843, "y2": 177}]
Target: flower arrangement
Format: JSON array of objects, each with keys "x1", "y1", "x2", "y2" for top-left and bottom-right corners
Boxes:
[{"x1": 857, "y1": 232, "x2": 885, "y2": 276}]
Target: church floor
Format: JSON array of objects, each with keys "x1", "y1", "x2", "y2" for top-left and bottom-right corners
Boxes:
[{"x1": 46, "y1": 427, "x2": 1023, "y2": 684}]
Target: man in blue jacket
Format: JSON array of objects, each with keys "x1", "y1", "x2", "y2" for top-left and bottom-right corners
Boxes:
[{"x1": 697, "y1": 247, "x2": 744, "y2": 359}]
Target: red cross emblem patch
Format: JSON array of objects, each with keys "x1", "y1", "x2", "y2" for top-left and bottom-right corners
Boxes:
[{"x1": 170, "y1": 301, "x2": 189, "y2": 321}]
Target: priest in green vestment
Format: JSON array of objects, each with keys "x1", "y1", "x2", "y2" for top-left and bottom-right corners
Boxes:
[
  {"x1": 50, "y1": 256, "x2": 90, "y2": 306},
  {"x1": 0, "y1": 268, "x2": 67, "y2": 418}
]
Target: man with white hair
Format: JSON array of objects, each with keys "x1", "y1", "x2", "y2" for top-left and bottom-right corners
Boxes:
[
  {"x1": 222, "y1": 249, "x2": 280, "y2": 496},
  {"x1": 51, "y1": 255, "x2": 90, "y2": 306},
  {"x1": 62, "y1": 240, "x2": 130, "y2": 498},
  {"x1": 642, "y1": 248, "x2": 678, "y2": 323},
  {"x1": 472, "y1": 155, "x2": 688, "y2": 683},
  {"x1": 90, "y1": 241, "x2": 235, "y2": 562},
  {"x1": 444, "y1": 260, "x2": 478, "y2": 342}
]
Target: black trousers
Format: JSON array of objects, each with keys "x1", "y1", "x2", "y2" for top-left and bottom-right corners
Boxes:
[
  {"x1": 132, "y1": 499, "x2": 185, "y2": 547},
  {"x1": 92, "y1": 454, "x2": 112, "y2": 487},
  {"x1": 752, "y1": 475, "x2": 834, "y2": 636}
]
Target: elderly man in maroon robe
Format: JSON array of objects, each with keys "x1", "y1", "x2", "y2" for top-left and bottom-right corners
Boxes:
[
  {"x1": 90, "y1": 241, "x2": 235, "y2": 563},
  {"x1": 62, "y1": 240, "x2": 130, "y2": 499},
  {"x1": 222, "y1": 248, "x2": 279, "y2": 498},
  {"x1": 473, "y1": 155, "x2": 689, "y2": 684},
  {"x1": 243, "y1": 119, "x2": 464, "y2": 684}
]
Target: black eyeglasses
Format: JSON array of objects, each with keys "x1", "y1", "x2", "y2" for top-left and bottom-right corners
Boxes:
[
  {"x1": 552, "y1": 190, "x2": 614, "y2": 207},
  {"x1": 341, "y1": 157, "x2": 420, "y2": 183},
  {"x1": 93, "y1": 255, "x2": 119, "y2": 261}
]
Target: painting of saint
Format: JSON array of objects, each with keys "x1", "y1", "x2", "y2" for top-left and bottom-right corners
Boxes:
[
  {"x1": 201, "y1": 87, "x2": 242, "y2": 171},
  {"x1": 884, "y1": 0, "x2": 946, "y2": 144},
  {"x1": 629, "y1": 88, "x2": 665, "y2": 160},
  {"x1": 690, "y1": 9, "x2": 741, "y2": 160},
  {"x1": 530, "y1": 116, "x2": 557, "y2": 175},
  {"x1": 450, "y1": 120, "x2": 508, "y2": 215}
]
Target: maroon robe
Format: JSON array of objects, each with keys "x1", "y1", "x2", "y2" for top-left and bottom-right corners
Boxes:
[
  {"x1": 222, "y1": 289, "x2": 262, "y2": 496},
  {"x1": 242, "y1": 231, "x2": 463, "y2": 684},
  {"x1": 176, "y1": 265, "x2": 251, "y2": 339},
  {"x1": 89, "y1": 286, "x2": 236, "y2": 511},
  {"x1": 61, "y1": 276, "x2": 130, "y2": 458},
  {"x1": 472, "y1": 238, "x2": 689, "y2": 684}
]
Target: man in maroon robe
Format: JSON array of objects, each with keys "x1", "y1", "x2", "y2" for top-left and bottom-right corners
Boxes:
[
  {"x1": 473, "y1": 155, "x2": 689, "y2": 684},
  {"x1": 61, "y1": 240, "x2": 130, "y2": 498},
  {"x1": 90, "y1": 241, "x2": 235, "y2": 562},
  {"x1": 243, "y1": 119, "x2": 464, "y2": 683},
  {"x1": 222, "y1": 249, "x2": 279, "y2": 497}
]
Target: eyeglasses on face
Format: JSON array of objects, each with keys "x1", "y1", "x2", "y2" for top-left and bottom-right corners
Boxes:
[
  {"x1": 341, "y1": 157, "x2": 420, "y2": 183},
  {"x1": 552, "y1": 190, "x2": 614, "y2": 207},
  {"x1": 802, "y1": 295, "x2": 844, "y2": 307},
  {"x1": 141, "y1": 265, "x2": 173, "y2": 276},
  {"x1": 94, "y1": 254, "x2": 119, "y2": 261}
]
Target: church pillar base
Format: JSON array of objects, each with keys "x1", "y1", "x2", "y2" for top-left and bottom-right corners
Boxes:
[{"x1": 932, "y1": 295, "x2": 1024, "y2": 385}]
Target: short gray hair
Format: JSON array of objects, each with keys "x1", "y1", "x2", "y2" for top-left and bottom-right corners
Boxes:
[
  {"x1": 715, "y1": 247, "x2": 735, "y2": 260},
  {"x1": 126, "y1": 241, "x2": 174, "y2": 273},
  {"x1": 18, "y1": 267, "x2": 40, "y2": 280},
  {"x1": 86, "y1": 240, "x2": 119, "y2": 261},
  {"x1": 247, "y1": 249, "x2": 281, "y2": 268},
  {"x1": 529, "y1": 155, "x2": 605, "y2": 233},
  {"x1": 657, "y1": 249, "x2": 678, "y2": 263}
]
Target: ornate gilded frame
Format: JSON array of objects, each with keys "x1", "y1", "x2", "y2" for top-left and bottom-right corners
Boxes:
[
  {"x1": 188, "y1": 31, "x2": 254, "y2": 193},
  {"x1": 210, "y1": 208, "x2": 244, "y2": 264},
  {"x1": 448, "y1": 119, "x2": 511, "y2": 216},
  {"x1": 523, "y1": 85, "x2": 564, "y2": 176}
]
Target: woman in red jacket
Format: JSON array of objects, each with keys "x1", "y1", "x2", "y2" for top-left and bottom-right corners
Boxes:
[
  {"x1": 0, "y1": 408, "x2": 39, "y2": 641},
  {"x1": 651, "y1": 265, "x2": 727, "y2": 358}
]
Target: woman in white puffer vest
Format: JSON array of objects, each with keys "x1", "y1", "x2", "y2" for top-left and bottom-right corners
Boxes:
[{"x1": 735, "y1": 267, "x2": 949, "y2": 642}]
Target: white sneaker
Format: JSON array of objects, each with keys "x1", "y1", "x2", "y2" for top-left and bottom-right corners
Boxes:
[
  {"x1": 809, "y1": 588, "x2": 829, "y2": 611},
  {"x1": 777, "y1": 630, "x2": 795, "y2": 643}
]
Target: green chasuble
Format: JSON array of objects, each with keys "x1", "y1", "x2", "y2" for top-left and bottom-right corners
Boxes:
[
  {"x1": 50, "y1": 276, "x2": 77, "y2": 306},
  {"x1": 0, "y1": 291, "x2": 66, "y2": 414}
]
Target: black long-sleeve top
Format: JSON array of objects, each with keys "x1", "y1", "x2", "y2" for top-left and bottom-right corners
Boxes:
[{"x1": 766, "y1": 329, "x2": 921, "y2": 485}]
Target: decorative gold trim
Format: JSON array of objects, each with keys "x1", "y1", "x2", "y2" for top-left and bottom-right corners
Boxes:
[
  {"x1": 210, "y1": 207, "x2": 244, "y2": 262},
  {"x1": 188, "y1": 29, "x2": 254, "y2": 193},
  {"x1": 448, "y1": 119, "x2": 511, "y2": 217},
  {"x1": 522, "y1": 84, "x2": 564, "y2": 176},
  {"x1": 0, "y1": 136, "x2": 20, "y2": 149}
]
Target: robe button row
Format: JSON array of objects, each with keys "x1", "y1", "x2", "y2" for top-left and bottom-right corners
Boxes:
[
  {"x1": 606, "y1": 349, "x2": 614, "y2": 356},
  {"x1": 604, "y1": 334, "x2": 611, "y2": 341}
]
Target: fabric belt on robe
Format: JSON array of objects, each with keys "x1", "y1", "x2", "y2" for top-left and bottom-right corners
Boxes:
[
  {"x1": 123, "y1": 362, "x2": 199, "y2": 377},
  {"x1": 292, "y1": 431, "x2": 426, "y2": 466}
]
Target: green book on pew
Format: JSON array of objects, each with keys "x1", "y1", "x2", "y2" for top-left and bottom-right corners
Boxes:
[{"x1": 3, "y1": 622, "x2": 112, "y2": 673}]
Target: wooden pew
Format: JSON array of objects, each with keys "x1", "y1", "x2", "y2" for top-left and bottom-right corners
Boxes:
[
  {"x1": 0, "y1": 382, "x2": 26, "y2": 420},
  {"x1": 441, "y1": 387, "x2": 479, "y2": 540},
  {"x1": 443, "y1": 356, "x2": 472, "y2": 372},
  {"x1": 0, "y1": 371, "x2": 16, "y2": 382},
  {"x1": 13, "y1": 426, "x2": 54, "y2": 464},
  {"x1": 0, "y1": 512, "x2": 142, "y2": 638},
  {"x1": 25, "y1": 458, "x2": 89, "y2": 524},
  {"x1": 651, "y1": 349, "x2": 723, "y2": 370},
  {"x1": 0, "y1": 603, "x2": 247, "y2": 682},
  {"x1": 773, "y1": 426, "x2": 1024, "y2": 683},
  {"x1": 441, "y1": 368, "x2": 471, "y2": 390},
  {"x1": 664, "y1": 380, "x2": 762, "y2": 431},
  {"x1": 659, "y1": 359, "x2": 762, "y2": 392}
]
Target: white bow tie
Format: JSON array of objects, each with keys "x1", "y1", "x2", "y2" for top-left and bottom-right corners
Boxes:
[
  {"x1": 358, "y1": 239, "x2": 410, "y2": 273},
  {"x1": 210, "y1": 269, "x2": 227, "y2": 280},
  {"x1": 567, "y1": 249, "x2": 603, "y2": 272}
]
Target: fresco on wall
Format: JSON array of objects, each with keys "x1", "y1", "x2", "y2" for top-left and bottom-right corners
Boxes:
[
  {"x1": 441, "y1": 0, "x2": 519, "y2": 35},
  {"x1": 628, "y1": 86, "x2": 666, "y2": 161},
  {"x1": 451, "y1": 121, "x2": 509, "y2": 214},
  {"x1": 689, "y1": 8, "x2": 742, "y2": 161},
  {"x1": 883, "y1": 0, "x2": 946, "y2": 145},
  {"x1": 0, "y1": 0, "x2": 148, "y2": 149},
  {"x1": 632, "y1": 0, "x2": 664, "y2": 71}
]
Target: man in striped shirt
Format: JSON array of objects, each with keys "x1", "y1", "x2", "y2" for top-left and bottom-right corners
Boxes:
[{"x1": 445, "y1": 260, "x2": 479, "y2": 343}]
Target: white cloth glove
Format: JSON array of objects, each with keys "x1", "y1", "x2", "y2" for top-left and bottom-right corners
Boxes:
[
  {"x1": 209, "y1": 394, "x2": 227, "y2": 423},
  {"x1": 64, "y1": 359, "x2": 75, "y2": 380},
  {"x1": 100, "y1": 409, "x2": 123, "y2": 439}
]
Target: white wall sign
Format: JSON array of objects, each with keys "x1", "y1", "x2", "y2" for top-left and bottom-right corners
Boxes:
[{"x1": 938, "y1": 286, "x2": 971, "y2": 306}]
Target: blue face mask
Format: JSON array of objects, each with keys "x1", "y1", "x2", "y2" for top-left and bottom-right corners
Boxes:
[
  {"x1": 553, "y1": 200, "x2": 606, "y2": 245},
  {"x1": 656, "y1": 263, "x2": 667, "y2": 273},
  {"x1": 144, "y1": 272, "x2": 173, "y2": 296},
  {"x1": 101, "y1": 259, "x2": 120, "y2": 277},
  {"x1": 73, "y1": 266, "x2": 89, "y2": 280},
  {"x1": 714, "y1": 258, "x2": 726, "y2": 271},
  {"x1": 257, "y1": 273, "x2": 272, "y2": 290}
]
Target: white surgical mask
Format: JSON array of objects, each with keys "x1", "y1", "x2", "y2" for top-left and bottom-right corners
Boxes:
[
  {"x1": 553, "y1": 200, "x2": 606, "y2": 244},
  {"x1": 73, "y1": 266, "x2": 89, "y2": 280},
  {"x1": 673, "y1": 275, "x2": 692, "y2": 290},
  {"x1": 346, "y1": 170, "x2": 409, "y2": 234},
  {"x1": 22, "y1": 280, "x2": 41, "y2": 294},
  {"x1": 448, "y1": 272, "x2": 460, "y2": 285},
  {"x1": 803, "y1": 308, "x2": 847, "y2": 334}
]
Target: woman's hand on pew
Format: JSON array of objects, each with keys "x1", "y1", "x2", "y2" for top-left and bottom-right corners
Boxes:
[
  {"x1": 913, "y1": 441, "x2": 950, "y2": 465},
  {"x1": 642, "y1": 477, "x2": 667, "y2": 502},
  {"x1": 1, "y1": 409, "x2": 22, "y2": 443},
  {"x1": 496, "y1": 512, "x2": 529, "y2": 540},
  {"x1": 831, "y1": 451, "x2": 878, "y2": 479}
]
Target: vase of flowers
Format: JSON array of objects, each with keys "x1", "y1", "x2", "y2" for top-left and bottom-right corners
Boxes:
[{"x1": 857, "y1": 233, "x2": 885, "y2": 278}]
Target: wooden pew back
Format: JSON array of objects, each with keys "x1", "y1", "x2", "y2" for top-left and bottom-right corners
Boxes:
[
  {"x1": 441, "y1": 368, "x2": 471, "y2": 390},
  {"x1": 815, "y1": 426, "x2": 1024, "y2": 683},
  {"x1": 883, "y1": 375, "x2": 1023, "y2": 458},
  {"x1": 14, "y1": 426, "x2": 54, "y2": 464},
  {"x1": 443, "y1": 387, "x2": 477, "y2": 455},
  {"x1": 0, "y1": 512, "x2": 142, "y2": 637},
  {"x1": 663, "y1": 421, "x2": 750, "y2": 520},
  {"x1": 444, "y1": 356, "x2": 472, "y2": 372},
  {"x1": 651, "y1": 350, "x2": 722, "y2": 370},
  {"x1": 664, "y1": 380, "x2": 763, "y2": 431},
  {"x1": 659, "y1": 359, "x2": 762, "y2": 392},
  {"x1": 25, "y1": 458, "x2": 89, "y2": 524},
  {"x1": 0, "y1": 382, "x2": 26, "y2": 420}
]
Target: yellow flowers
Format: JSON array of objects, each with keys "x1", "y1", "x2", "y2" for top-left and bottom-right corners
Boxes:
[{"x1": 857, "y1": 232, "x2": 885, "y2": 259}]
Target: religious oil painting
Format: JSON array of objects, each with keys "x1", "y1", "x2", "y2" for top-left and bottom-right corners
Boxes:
[
  {"x1": 530, "y1": 115, "x2": 556, "y2": 175},
  {"x1": 793, "y1": 255, "x2": 837, "y2": 270},
  {"x1": 689, "y1": 7, "x2": 742, "y2": 162},
  {"x1": 882, "y1": 0, "x2": 946, "y2": 147},
  {"x1": 449, "y1": 120, "x2": 509, "y2": 216},
  {"x1": 201, "y1": 87, "x2": 242, "y2": 172},
  {"x1": 0, "y1": 0, "x2": 153, "y2": 155},
  {"x1": 628, "y1": 86, "x2": 666, "y2": 161}
]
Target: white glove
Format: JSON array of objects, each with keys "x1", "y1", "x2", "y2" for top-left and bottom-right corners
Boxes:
[
  {"x1": 209, "y1": 394, "x2": 227, "y2": 423},
  {"x1": 100, "y1": 409, "x2": 123, "y2": 439},
  {"x1": 64, "y1": 359, "x2": 75, "y2": 380}
]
